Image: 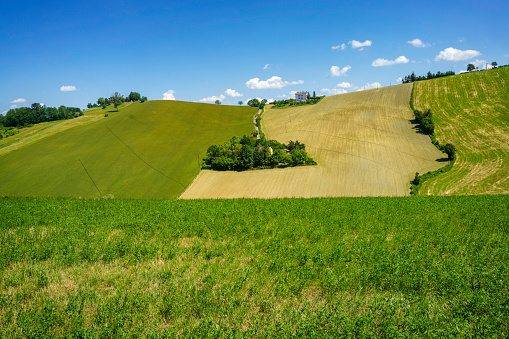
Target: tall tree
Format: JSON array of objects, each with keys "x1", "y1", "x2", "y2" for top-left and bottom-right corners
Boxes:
[{"x1": 467, "y1": 64, "x2": 475, "y2": 72}]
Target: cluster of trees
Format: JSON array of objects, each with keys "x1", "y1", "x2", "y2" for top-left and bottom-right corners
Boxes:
[
  {"x1": 1, "y1": 103, "x2": 82, "y2": 128},
  {"x1": 413, "y1": 109, "x2": 434, "y2": 135},
  {"x1": 271, "y1": 95, "x2": 324, "y2": 109},
  {"x1": 413, "y1": 108, "x2": 455, "y2": 160},
  {"x1": 87, "y1": 92, "x2": 147, "y2": 110},
  {"x1": 247, "y1": 99, "x2": 268, "y2": 108},
  {"x1": 402, "y1": 71, "x2": 455, "y2": 83},
  {"x1": 467, "y1": 61, "x2": 498, "y2": 72},
  {"x1": 203, "y1": 135, "x2": 316, "y2": 171}
]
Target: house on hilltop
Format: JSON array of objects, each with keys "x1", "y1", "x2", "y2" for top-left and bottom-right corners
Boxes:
[{"x1": 295, "y1": 92, "x2": 308, "y2": 102}]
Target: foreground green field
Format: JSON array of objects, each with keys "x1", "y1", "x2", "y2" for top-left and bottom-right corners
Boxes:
[
  {"x1": 0, "y1": 101, "x2": 256, "y2": 199},
  {"x1": 182, "y1": 84, "x2": 445, "y2": 198},
  {"x1": 413, "y1": 67, "x2": 509, "y2": 195},
  {"x1": 1, "y1": 196, "x2": 507, "y2": 337}
]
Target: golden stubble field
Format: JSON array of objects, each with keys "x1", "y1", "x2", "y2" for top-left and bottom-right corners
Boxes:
[{"x1": 180, "y1": 84, "x2": 446, "y2": 199}]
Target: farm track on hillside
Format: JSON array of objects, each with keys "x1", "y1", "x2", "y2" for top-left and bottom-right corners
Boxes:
[{"x1": 181, "y1": 84, "x2": 445, "y2": 199}]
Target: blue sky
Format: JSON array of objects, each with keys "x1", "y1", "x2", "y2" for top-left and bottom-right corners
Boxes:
[{"x1": 1, "y1": 0, "x2": 508, "y2": 112}]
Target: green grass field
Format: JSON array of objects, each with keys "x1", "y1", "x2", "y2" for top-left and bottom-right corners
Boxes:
[
  {"x1": 1, "y1": 196, "x2": 507, "y2": 337},
  {"x1": 413, "y1": 67, "x2": 509, "y2": 195},
  {"x1": 0, "y1": 101, "x2": 256, "y2": 199}
]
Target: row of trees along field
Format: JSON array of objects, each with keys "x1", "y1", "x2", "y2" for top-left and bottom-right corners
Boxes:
[
  {"x1": 402, "y1": 70, "x2": 455, "y2": 83},
  {"x1": 87, "y1": 92, "x2": 147, "y2": 110},
  {"x1": 0, "y1": 103, "x2": 82, "y2": 128},
  {"x1": 271, "y1": 96, "x2": 324, "y2": 109},
  {"x1": 203, "y1": 135, "x2": 316, "y2": 171}
]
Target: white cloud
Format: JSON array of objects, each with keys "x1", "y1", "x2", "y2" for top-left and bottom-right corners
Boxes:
[
  {"x1": 332, "y1": 43, "x2": 346, "y2": 51},
  {"x1": 396, "y1": 77, "x2": 403, "y2": 83},
  {"x1": 357, "y1": 82, "x2": 381, "y2": 91},
  {"x1": 349, "y1": 40, "x2": 372, "y2": 50},
  {"x1": 277, "y1": 94, "x2": 287, "y2": 98},
  {"x1": 1, "y1": 111, "x2": 7, "y2": 115},
  {"x1": 245, "y1": 76, "x2": 304, "y2": 89},
  {"x1": 39, "y1": 103, "x2": 45, "y2": 107},
  {"x1": 163, "y1": 90, "x2": 176, "y2": 100},
  {"x1": 263, "y1": 64, "x2": 271, "y2": 70},
  {"x1": 60, "y1": 85, "x2": 77, "y2": 92},
  {"x1": 321, "y1": 88, "x2": 347, "y2": 95},
  {"x1": 10, "y1": 104, "x2": 17, "y2": 109},
  {"x1": 336, "y1": 82, "x2": 352, "y2": 89},
  {"x1": 435, "y1": 47, "x2": 481, "y2": 61},
  {"x1": 199, "y1": 95, "x2": 225, "y2": 103},
  {"x1": 10, "y1": 98, "x2": 27, "y2": 104},
  {"x1": 225, "y1": 89, "x2": 243, "y2": 97},
  {"x1": 471, "y1": 59, "x2": 494, "y2": 69},
  {"x1": 408, "y1": 38, "x2": 430, "y2": 48},
  {"x1": 371, "y1": 56, "x2": 409, "y2": 67},
  {"x1": 328, "y1": 65, "x2": 351, "y2": 77}
]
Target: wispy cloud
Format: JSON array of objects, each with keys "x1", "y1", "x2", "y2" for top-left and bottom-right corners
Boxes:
[
  {"x1": 10, "y1": 98, "x2": 27, "y2": 104},
  {"x1": 435, "y1": 47, "x2": 481, "y2": 61},
  {"x1": 408, "y1": 38, "x2": 430, "y2": 48},
  {"x1": 328, "y1": 65, "x2": 351, "y2": 77},
  {"x1": 60, "y1": 85, "x2": 77, "y2": 92},
  {"x1": 321, "y1": 88, "x2": 347, "y2": 95},
  {"x1": 245, "y1": 76, "x2": 304, "y2": 89},
  {"x1": 199, "y1": 95, "x2": 225, "y2": 103},
  {"x1": 10, "y1": 104, "x2": 17, "y2": 109},
  {"x1": 331, "y1": 43, "x2": 346, "y2": 51},
  {"x1": 163, "y1": 90, "x2": 176, "y2": 100},
  {"x1": 372, "y1": 56, "x2": 409, "y2": 67},
  {"x1": 357, "y1": 82, "x2": 381, "y2": 91},
  {"x1": 263, "y1": 64, "x2": 272, "y2": 70}
]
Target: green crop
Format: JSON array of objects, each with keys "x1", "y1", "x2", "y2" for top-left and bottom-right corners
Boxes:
[{"x1": 1, "y1": 195, "x2": 507, "y2": 337}]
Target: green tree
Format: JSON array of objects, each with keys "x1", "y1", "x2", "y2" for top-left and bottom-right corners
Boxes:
[
  {"x1": 97, "y1": 97, "x2": 106, "y2": 106},
  {"x1": 128, "y1": 92, "x2": 141, "y2": 101},
  {"x1": 238, "y1": 144, "x2": 254, "y2": 169},
  {"x1": 444, "y1": 143, "x2": 456, "y2": 160},
  {"x1": 491, "y1": 61, "x2": 497, "y2": 68},
  {"x1": 238, "y1": 101, "x2": 243, "y2": 105},
  {"x1": 247, "y1": 99, "x2": 260, "y2": 107},
  {"x1": 113, "y1": 97, "x2": 122, "y2": 112},
  {"x1": 215, "y1": 100, "x2": 221, "y2": 105},
  {"x1": 140, "y1": 96, "x2": 147, "y2": 103},
  {"x1": 467, "y1": 64, "x2": 475, "y2": 72}
]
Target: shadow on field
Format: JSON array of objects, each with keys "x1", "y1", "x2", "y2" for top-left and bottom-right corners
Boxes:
[{"x1": 409, "y1": 119, "x2": 430, "y2": 136}]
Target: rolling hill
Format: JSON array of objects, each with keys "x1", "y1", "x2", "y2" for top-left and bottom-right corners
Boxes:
[
  {"x1": 0, "y1": 101, "x2": 256, "y2": 199},
  {"x1": 181, "y1": 84, "x2": 446, "y2": 199},
  {"x1": 413, "y1": 67, "x2": 509, "y2": 195}
]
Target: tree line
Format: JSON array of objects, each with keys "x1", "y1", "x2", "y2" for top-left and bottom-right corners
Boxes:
[
  {"x1": 271, "y1": 95, "x2": 324, "y2": 109},
  {"x1": 1, "y1": 103, "x2": 82, "y2": 128},
  {"x1": 87, "y1": 92, "x2": 147, "y2": 110},
  {"x1": 203, "y1": 135, "x2": 316, "y2": 171},
  {"x1": 402, "y1": 71, "x2": 455, "y2": 83}
]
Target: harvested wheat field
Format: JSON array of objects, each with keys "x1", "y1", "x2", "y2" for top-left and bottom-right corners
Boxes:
[
  {"x1": 181, "y1": 83, "x2": 446, "y2": 199},
  {"x1": 413, "y1": 67, "x2": 509, "y2": 195}
]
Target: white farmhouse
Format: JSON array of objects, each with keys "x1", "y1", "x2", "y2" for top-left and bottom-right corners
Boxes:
[{"x1": 294, "y1": 92, "x2": 308, "y2": 102}]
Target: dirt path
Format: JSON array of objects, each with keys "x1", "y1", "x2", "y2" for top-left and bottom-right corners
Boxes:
[{"x1": 253, "y1": 109, "x2": 262, "y2": 139}]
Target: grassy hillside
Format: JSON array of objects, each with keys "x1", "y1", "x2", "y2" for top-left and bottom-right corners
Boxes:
[
  {"x1": 413, "y1": 67, "x2": 509, "y2": 195},
  {"x1": 182, "y1": 84, "x2": 445, "y2": 199},
  {"x1": 1, "y1": 196, "x2": 507, "y2": 337},
  {"x1": 0, "y1": 101, "x2": 256, "y2": 199}
]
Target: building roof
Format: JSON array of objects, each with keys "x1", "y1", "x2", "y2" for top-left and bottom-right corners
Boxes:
[{"x1": 295, "y1": 92, "x2": 308, "y2": 95}]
